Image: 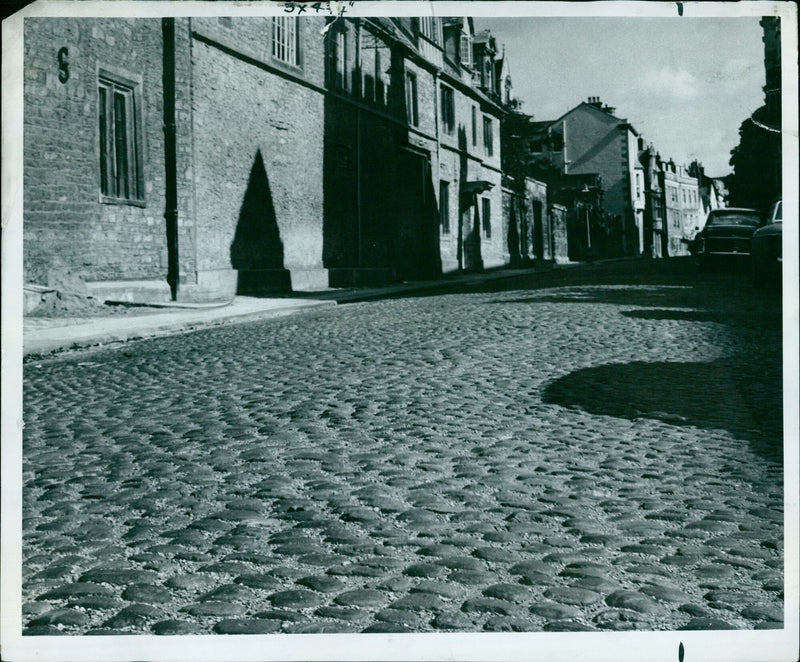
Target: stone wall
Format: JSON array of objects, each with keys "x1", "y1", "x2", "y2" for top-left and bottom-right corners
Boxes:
[
  {"x1": 190, "y1": 17, "x2": 328, "y2": 296},
  {"x1": 550, "y1": 204, "x2": 569, "y2": 263},
  {"x1": 23, "y1": 18, "x2": 195, "y2": 300}
]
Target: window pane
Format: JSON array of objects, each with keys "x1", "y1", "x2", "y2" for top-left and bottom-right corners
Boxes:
[
  {"x1": 113, "y1": 91, "x2": 129, "y2": 199},
  {"x1": 439, "y1": 181, "x2": 449, "y2": 234},
  {"x1": 273, "y1": 17, "x2": 298, "y2": 65},
  {"x1": 98, "y1": 85, "x2": 109, "y2": 195},
  {"x1": 405, "y1": 73, "x2": 417, "y2": 126},
  {"x1": 471, "y1": 106, "x2": 477, "y2": 145}
]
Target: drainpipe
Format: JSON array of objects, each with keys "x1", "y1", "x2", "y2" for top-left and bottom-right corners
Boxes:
[
  {"x1": 162, "y1": 17, "x2": 179, "y2": 300},
  {"x1": 356, "y1": 106, "x2": 362, "y2": 269},
  {"x1": 355, "y1": 21, "x2": 362, "y2": 269}
]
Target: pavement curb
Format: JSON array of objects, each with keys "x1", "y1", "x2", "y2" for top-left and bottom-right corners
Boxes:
[{"x1": 23, "y1": 300, "x2": 336, "y2": 358}]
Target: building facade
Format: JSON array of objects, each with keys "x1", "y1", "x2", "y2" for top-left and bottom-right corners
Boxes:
[
  {"x1": 552, "y1": 98, "x2": 642, "y2": 257},
  {"x1": 24, "y1": 16, "x2": 330, "y2": 302},
  {"x1": 23, "y1": 16, "x2": 509, "y2": 303},
  {"x1": 501, "y1": 98, "x2": 642, "y2": 260},
  {"x1": 660, "y1": 160, "x2": 703, "y2": 257}
]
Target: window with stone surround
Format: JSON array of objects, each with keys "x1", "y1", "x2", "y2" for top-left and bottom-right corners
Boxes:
[
  {"x1": 272, "y1": 16, "x2": 299, "y2": 66},
  {"x1": 460, "y1": 32, "x2": 472, "y2": 69},
  {"x1": 440, "y1": 85, "x2": 455, "y2": 135},
  {"x1": 483, "y1": 115, "x2": 493, "y2": 156},
  {"x1": 405, "y1": 71, "x2": 418, "y2": 127},
  {"x1": 98, "y1": 71, "x2": 144, "y2": 205},
  {"x1": 439, "y1": 180, "x2": 450, "y2": 235}
]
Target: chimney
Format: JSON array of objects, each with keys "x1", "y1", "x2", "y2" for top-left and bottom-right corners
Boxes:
[
  {"x1": 603, "y1": 105, "x2": 615, "y2": 115},
  {"x1": 587, "y1": 96, "x2": 602, "y2": 108}
]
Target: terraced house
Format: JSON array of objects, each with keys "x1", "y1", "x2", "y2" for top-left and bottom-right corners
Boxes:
[
  {"x1": 23, "y1": 15, "x2": 508, "y2": 303},
  {"x1": 322, "y1": 16, "x2": 506, "y2": 284}
]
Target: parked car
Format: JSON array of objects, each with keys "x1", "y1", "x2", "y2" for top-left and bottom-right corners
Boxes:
[
  {"x1": 751, "y1": 198, "x2": 782, "y2": 289},
  {"x1": 693, "y1": 208, "x2": 763, "y2": 270}
]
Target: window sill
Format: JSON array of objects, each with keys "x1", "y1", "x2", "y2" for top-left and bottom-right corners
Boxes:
[
  {"x1": 270, "y1": 57, "x2": 303, "y2": 76},
  {"x1": 100, "y1": 195, "x2": 147, "y2": 208}
]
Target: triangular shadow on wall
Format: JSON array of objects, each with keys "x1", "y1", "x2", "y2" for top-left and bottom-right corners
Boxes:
[{"x1": 230, "y1": 149, "x2": 292, "y2": 295}]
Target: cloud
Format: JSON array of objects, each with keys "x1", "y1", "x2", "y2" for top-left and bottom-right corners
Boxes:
[{"x1": 640, "y1": 66, "x2": 700, "y2": 100}]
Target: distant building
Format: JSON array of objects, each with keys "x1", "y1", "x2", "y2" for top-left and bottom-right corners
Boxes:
[
  {"x1": 660, "y1": 160, "x2": 703, "y2": 256},
  {"x1": 639, "y1": 145, "x2": 667, "y2": 258},
  {"x1": 690, "y1": 162, "x2": 728, "y2": 218},
  {"x1": 501, "y1": 98, "x2": 641, "y2": 260}
]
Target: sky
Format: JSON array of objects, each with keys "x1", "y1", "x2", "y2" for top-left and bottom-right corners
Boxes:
[{"x1": 475, "y1": 17, "x2": 766, "y2": 176}]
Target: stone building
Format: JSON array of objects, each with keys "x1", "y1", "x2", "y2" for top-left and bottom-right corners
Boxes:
[
  {"x1": 323, "y1": 17, "x2": 506, "y2": 283},
  {"x1": 547, "y1": 97, "x2": 642, "y2": 257},
  {"x1": 501, "y1": 174, "x2": 553, "y2": 265},
  {"x1": 639, "y1": 145, "x2": 667, "y2": 258},
  {"x1": 24, "y1": 16, "x2": 329, "y2": 302},
  {"x1": 638, "y1": 144, "x2": 702, "y2": 258},
  {"x1": 501, "y1": 98, "x2": 642, "y2": 260},
  {"x1": 660, "y1": 160, "x2": 703, "y2": 257},
  {"x1": 23, "y1": 15, "x2": 508, "y2": 303},
  {"x1": 498, "y1": 111, "x2": 572, "y2": 263}
]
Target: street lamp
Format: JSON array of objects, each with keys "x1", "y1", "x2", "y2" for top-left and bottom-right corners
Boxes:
[{"x1": 581, "y1": 184, "x2": 592, "y2": 252}]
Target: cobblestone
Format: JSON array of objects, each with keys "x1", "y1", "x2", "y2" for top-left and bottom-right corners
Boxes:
[{"x1": 21, "y1": 262, "x2": 784, "y2": 633}]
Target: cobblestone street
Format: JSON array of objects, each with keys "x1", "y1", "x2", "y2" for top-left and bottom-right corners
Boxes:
[{"x1": 21, "y1": 259, "x2": 785, "y2": 635}]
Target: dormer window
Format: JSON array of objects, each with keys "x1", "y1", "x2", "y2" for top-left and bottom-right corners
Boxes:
[{"x1": 460, "y1": 32, "x2": 472, "y2": 68}]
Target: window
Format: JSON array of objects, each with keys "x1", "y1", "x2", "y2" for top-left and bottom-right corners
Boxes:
[
  {"x1": 329, "y1": 27, "x2": 348, "y2": 90},
  {"x1": 471, "y1": 106, "x2": 477, "y2": 146},
  {"x1": 440, "y1": 85, "x2": 455, "y2": 135},
  {"x1": 419, "y1": 17, "x2": 441, "y2": 44},
  {"x1": 405, "y1": 71, "x2": 418, "y2": 127},
  {"x1": 98, "y1": 74, "x2": 143, "y2": 202},
  {"x1": 439, "y1": 180, "x2": 450, "y2": 235},
  {"x1": 460, "y1": 32, "x2": 472, "y2": 68},
  {"x1": 481, "y1": 197, "x2": 491, "y2": 239},
  {"x1": 272, "y1": 16, "x2": 299, "y2": 66},
  {"x1": 483, "y1": 116, "x2": 493, "y2": 156}
]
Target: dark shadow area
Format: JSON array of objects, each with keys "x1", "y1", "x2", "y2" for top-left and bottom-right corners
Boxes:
[
  {"x1": 506, "y1": 190, "x2": 522, "y2": 267},
  {"x1": 458, "y1": 126, "x2": 484, "y2": 273},
  {"x1": 543, "y1": 357, "x2": 783, "y2": 463},
  {"x1": 230, "y1": 150, "x2": 291, "y2": 294},
  {"x1": 321, "y1": 24, "x2": 440, "y2": 287}
]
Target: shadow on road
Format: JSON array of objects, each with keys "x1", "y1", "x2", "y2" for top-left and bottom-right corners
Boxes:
[{"x1": 542, "y1": 357, "x2": 783, "y2": 463}]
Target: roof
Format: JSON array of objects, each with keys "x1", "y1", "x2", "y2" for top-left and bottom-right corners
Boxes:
[{"x1": 547, "y1": 101, "x2": 640, "y2": 137}]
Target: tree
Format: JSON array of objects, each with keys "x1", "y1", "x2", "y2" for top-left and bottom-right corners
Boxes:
[{"x1": 727, "y1": 106, "x2": 781, "y2": 212}]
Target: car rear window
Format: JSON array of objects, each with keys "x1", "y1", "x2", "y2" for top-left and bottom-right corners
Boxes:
[{"x1": 707, "y1": 212, "x2": 761, "y2": 226}]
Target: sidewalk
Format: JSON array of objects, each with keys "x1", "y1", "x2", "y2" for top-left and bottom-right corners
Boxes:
[{"x1": 21, "y1": 266, "x2": 544, "y2": 357}]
